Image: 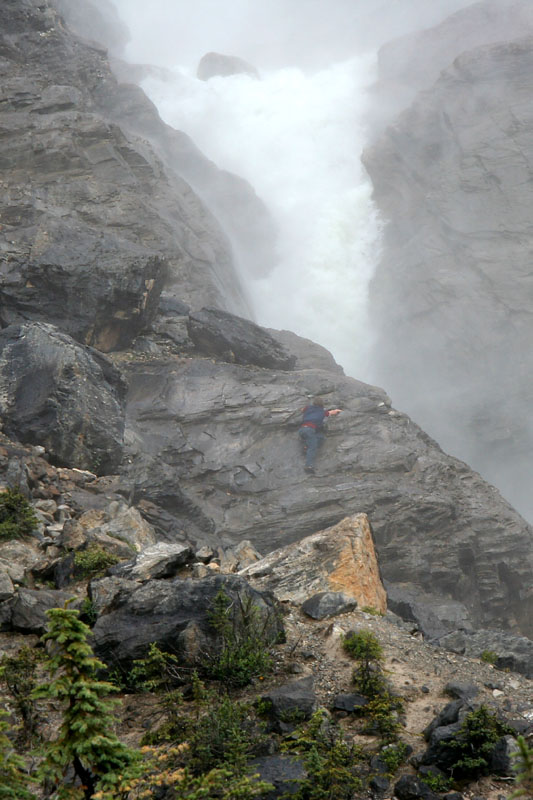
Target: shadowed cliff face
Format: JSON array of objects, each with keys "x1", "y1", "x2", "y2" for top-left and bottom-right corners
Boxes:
[{"x1": 365, "y1": 5, "x2": 533, "y2": 523}]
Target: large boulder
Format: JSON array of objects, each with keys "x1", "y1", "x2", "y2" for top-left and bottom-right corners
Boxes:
[
  {"x1": 9, "y1": 587, "x2": 79, "y2": 634},
  {"x1": 109, "y1": 542, "x2": 193, "y2": 581},
  {"x1": 241, "y1": 514, "x2": 386, "y2": 614},
  {"x1": 197, "y1": 52, "x2": 259, "y2": 81},
  {"x1": 91, "y1": 573, "x2": 283, "y2": 672},
  {"x1": 0, "y1": 323, "x2": 126, "y2": 473},
  {"x1": 385, "y1": 584, "x2": 473, "y2": 640},
  {"x1": 437, "y1": 628, "x2": 533, "y2": 679},
  {"x1": 0, "y1": 538, "x2": 42, "y2": 585}
]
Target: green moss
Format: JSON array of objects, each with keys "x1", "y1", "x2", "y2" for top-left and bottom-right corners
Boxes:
[
  {"x1": 480, "y1": 650, "x2": 498, "y2": 665},
  {"x1": 73, "y1": 545, "x2": 120, "y2": 578}
]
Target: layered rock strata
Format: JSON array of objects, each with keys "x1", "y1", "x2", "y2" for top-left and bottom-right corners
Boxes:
[
  {"x1": 121, "y1": 324, "x2": 533, "y2": 638},
  {"x1": 0, "y1": 0, "x2": 249, "y2": 351},
  {"x1": 1, "y1": 0, "x2": 533, "y2": 652}
]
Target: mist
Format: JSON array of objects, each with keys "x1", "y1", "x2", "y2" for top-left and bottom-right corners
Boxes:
[
  {"x1": 110, "y1": 0, "x2": 474, "y2": 379},
  {"x1": 114, "y1": 0, "x2": 473, "y2": 71},
  {"x1": 104, "y1": 1, "x2": 533, "y2": 521}
]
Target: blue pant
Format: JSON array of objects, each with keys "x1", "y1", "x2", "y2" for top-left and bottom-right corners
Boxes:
[{"x1": 298, "y1": 426, "x2": 324, "y2": 468}]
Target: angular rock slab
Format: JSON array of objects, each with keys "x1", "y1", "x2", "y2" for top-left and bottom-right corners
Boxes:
[
  {"x1": 10, "y1": 588, "x2": 79, "y2": 634},
  {"x1": 0, "y1": 538, "x2": 43, "y2": 584},
  {"x1": 241, "y1": 514, "x2": 387, "y2": 613},
  {"x1": 437, "y1": 628, "x2": 533, "y2": 679},
  {"x1": 0, "y1": 322, "x2": 125, "y2": 474},
  {"x1": 0, "y1": 571, "x2": 14, "y2": 602},
  {"x1": 260, "y1": 676, "x2": 317, "y2": 729},
  {"x1": 301, "y1": 591, "x2": 357, "y2": 620},
  {"x1": 71, "y1": 502, "x2": 157, "y2": 553},
  {"x1": 187, "y1": 307, "x2": 296, "y2": 370},
  {"x1": 110, "y1": 542, "x2": 193, "y2": 581}
]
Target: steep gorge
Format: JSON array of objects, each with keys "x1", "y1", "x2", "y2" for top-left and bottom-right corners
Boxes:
[{"x1": 0, "y1": 0, "x2": 533, "y2": 671}]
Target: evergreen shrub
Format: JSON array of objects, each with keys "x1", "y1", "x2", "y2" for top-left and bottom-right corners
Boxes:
[{"x1": 0, "y1": 488, "x2": 38, "y2": 542}]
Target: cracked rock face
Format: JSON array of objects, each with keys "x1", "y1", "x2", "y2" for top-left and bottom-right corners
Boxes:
[{"x1": 2, "y1": 0, "x2": 533, "y2": 657}]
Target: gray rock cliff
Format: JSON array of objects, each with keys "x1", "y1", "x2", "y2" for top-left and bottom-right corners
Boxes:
[
  {"x1": 0, "y1": 0, "x2": 249, "y2": 351},
  {"x1": 120, "y1": 335, "x2": 533, "y2": 638},
  {"x1": 1, "y1": 0, "x2": 533, "y2": 653},
  {"x1": 365, "y1": 7, "x2": 533, "y2": 523}
]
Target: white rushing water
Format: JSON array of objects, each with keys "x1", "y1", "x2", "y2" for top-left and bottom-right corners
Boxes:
[
  {"x1": 141, "y1": 57, "x2": 381, "y2": 380},
  {"x1": 113, "y1": 0, "x2": 474, "y2": 380}
]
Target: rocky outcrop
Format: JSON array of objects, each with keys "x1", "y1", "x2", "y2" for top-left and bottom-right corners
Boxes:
[
  {"x1": 121, "y1": 351, "x2": 533, "y2": 638},
  {"x1": 54, "y1": 0, "x2": 129, "y2": 54},
  {"x1": 241, "y1": 514, "x2": 387, "y2": 614},
  {"x1": 374, "y1": 0, "x2": 533, "y2": 122},
  {"x1": 365, "y1": 25, "x2": 533, "y2": 523},
  {"x1": 197, "y1": 52, "x2": 260, "y2": 81},
  {"x1": 0, "y1": 0, "x2": 248, "y2": 350},
  {"x1": 0, "y1": 322, "x2": 126, "y2": 473},
  {"x1": 187, "y1": 307, "x2": 296, "y2": 370},
  {"x1": 2, "y1": 0, "x2": 533, "y2": 661},
  {"x1": 437, "y1": 628, "x2": 533, "y2": 679},
  {"x1": 96, "y1": 75, "x2": 278, "y2": 283}
]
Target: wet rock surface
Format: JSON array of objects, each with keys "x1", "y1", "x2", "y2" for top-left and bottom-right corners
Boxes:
[
  {"x1": 187, "y1": 307, "x2": 297, "y2": 370},
  {"x1": 121, "y1": 353, "x2": 533, "y2": 637},
  {"x1": 0, "y1": 13, "x2": 532, "y2": 799}
]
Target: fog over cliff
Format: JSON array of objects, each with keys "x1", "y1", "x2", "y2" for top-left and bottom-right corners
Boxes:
[
  {"x1": 110, "y1": 0, "x2": 473, "y2": 380},
  {"x1": 107, "y1": 0, "x2": 533, "y2": 524}
]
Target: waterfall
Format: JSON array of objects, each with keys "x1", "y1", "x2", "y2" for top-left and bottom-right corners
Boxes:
[
  {"x1": 111, "y1": 0, "x2": 473, "y2": 380},
  {"x1": 140, "y1": 57, "x2": 381, "y2": 380}
]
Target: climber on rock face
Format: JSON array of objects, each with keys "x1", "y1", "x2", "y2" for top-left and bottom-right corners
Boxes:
[{"x1": 298, "y1": 397, "x2": 342, "y2": 473}]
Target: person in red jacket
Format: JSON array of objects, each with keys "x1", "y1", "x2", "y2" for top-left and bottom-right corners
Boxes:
[{"x1": 298, "y1": 397, "x2": 342, "y2": 473}]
